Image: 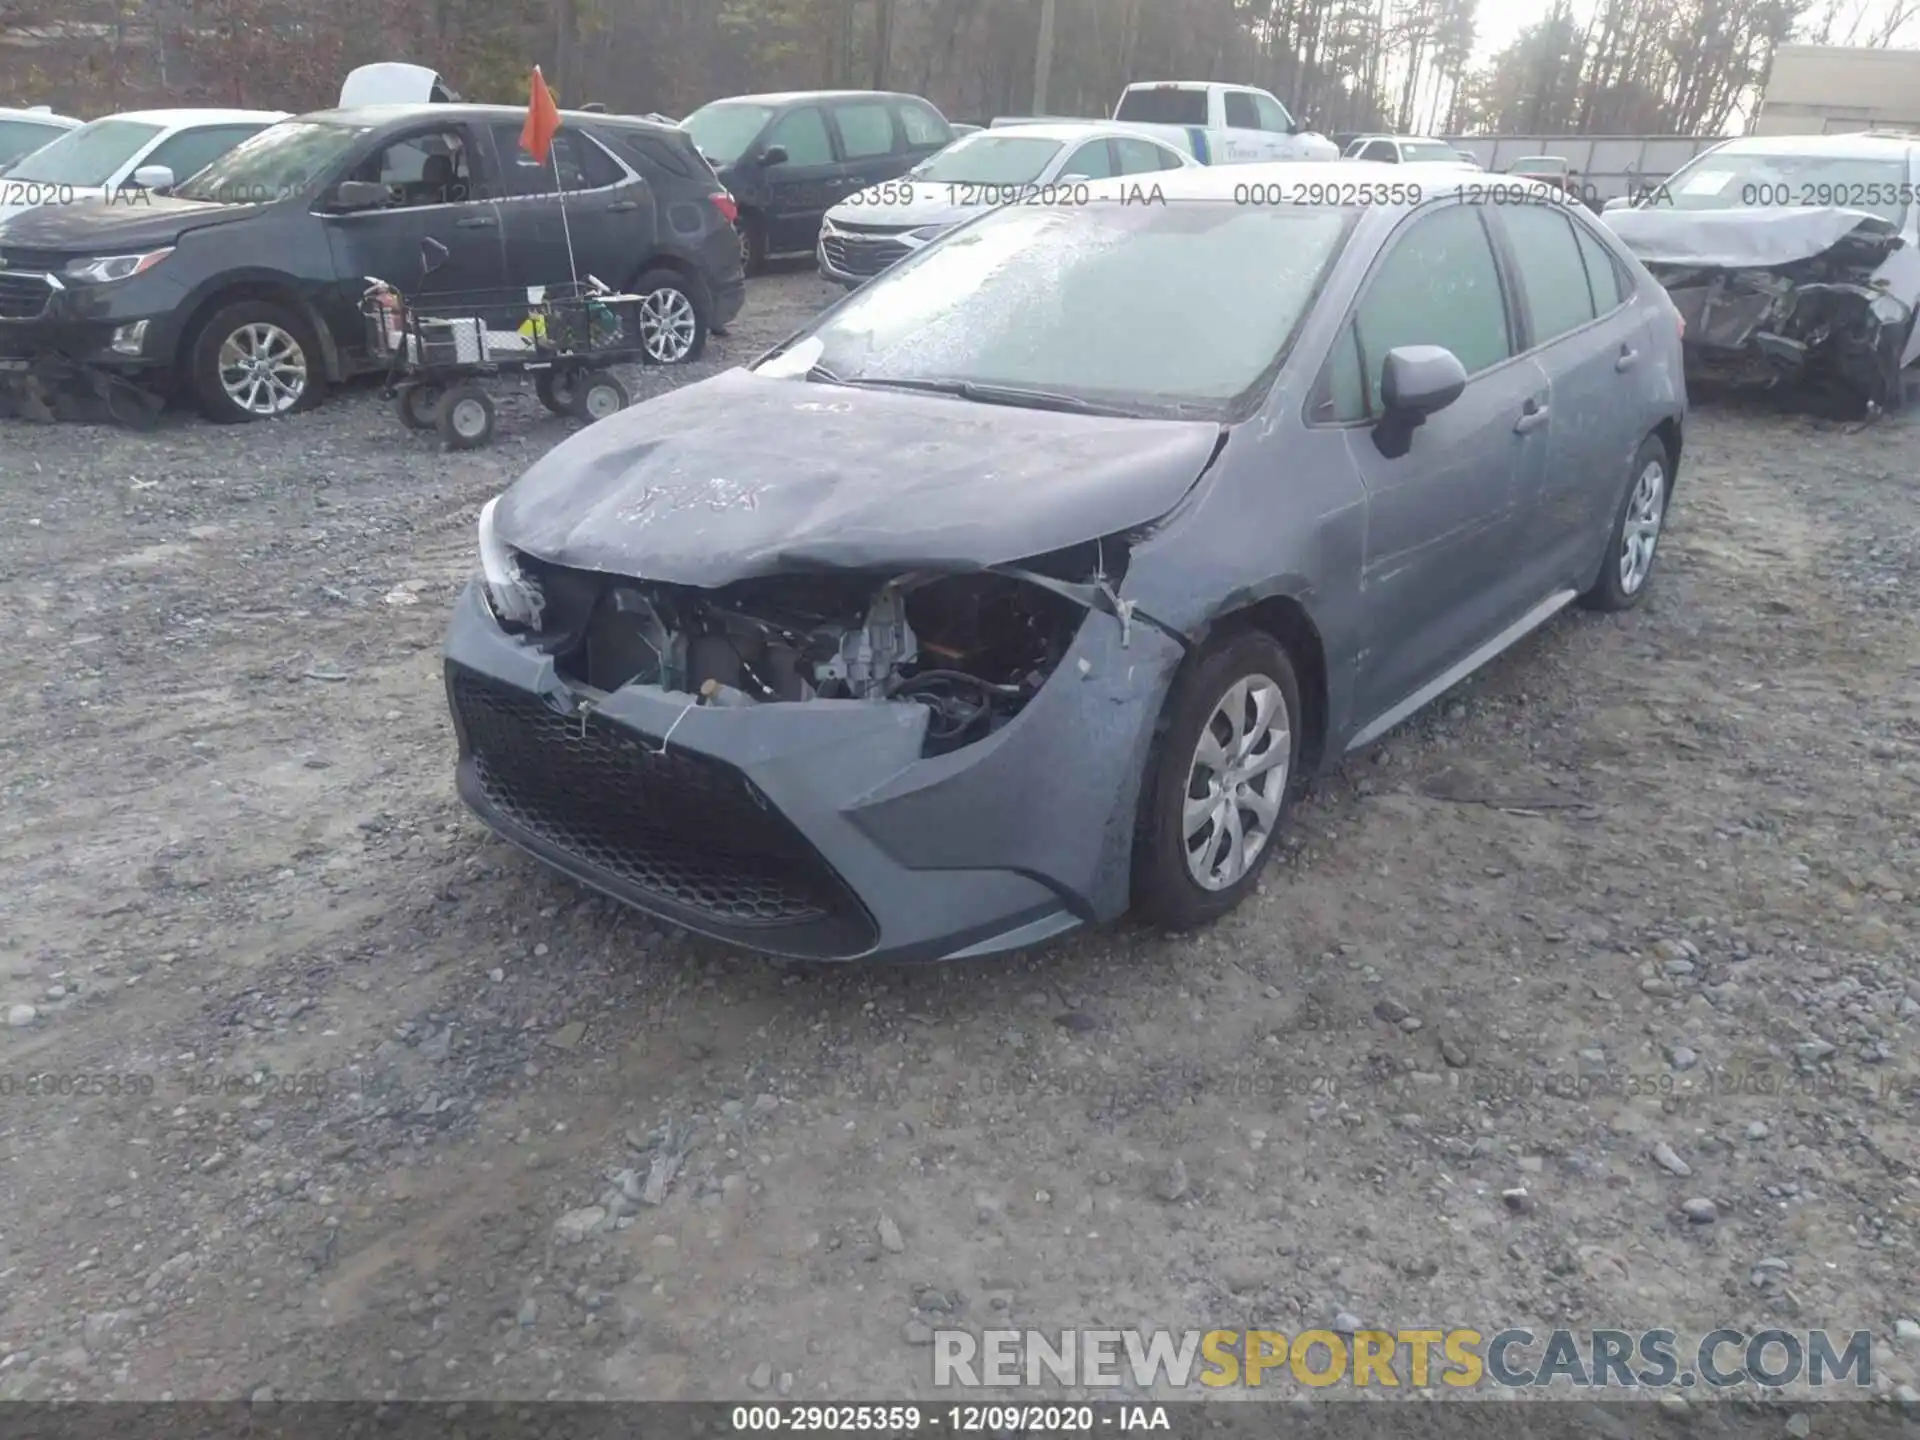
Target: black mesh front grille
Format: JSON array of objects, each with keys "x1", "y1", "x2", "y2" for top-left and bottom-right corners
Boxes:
[
  {"x1": 821, "y1": 233, "x2": 909, "y2": 278},
  {"x1": 449, "y1": 667, "x2": 875, "y2": 956},
  {"x1": 0, "y1": 271, "x2": 53, "y2": 320}
]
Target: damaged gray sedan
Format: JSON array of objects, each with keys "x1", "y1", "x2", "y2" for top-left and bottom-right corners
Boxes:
[
  {"x1": 1603, "y1": 133, "x2": 1920, "y2": 413},
  {"x1": 444, "y1": 162, "x2": 1685, "y2": 962}
]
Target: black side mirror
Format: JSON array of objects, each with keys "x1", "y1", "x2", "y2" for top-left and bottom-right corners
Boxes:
[
  {"x1": 759, "y1": 144, "x2": 789, "y2": 167},
  {"x1": 331, "y1": 179, "x2": 388, "y2": 211},
  {"x1": 1373, "y1": 345, "x2": 1466, "y2": 458},
  {"x1": 421, "y1": 236, "x2": 449, "y2": 276}
]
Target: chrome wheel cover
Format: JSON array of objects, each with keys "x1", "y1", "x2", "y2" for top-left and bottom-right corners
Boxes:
[
  {"x1": 1183, "y1": 673, "x2": 1291, "y2": 891},
  {"x1": 1620, "y1": 459, "x2": 1666, "y2": 595},
  {"x1": 218, "y1": 322, "x2": 307, "y2": 415},
  {"x1": 639, "y1": 286, "x2": 698, "y2": 362}
]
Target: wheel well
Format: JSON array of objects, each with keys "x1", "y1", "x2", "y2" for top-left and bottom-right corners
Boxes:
[
  {"x1": 628, "y1": 253, "x2": 708, "y2": 308},
  {"x1": 175, "y1": 284, "x2": 341, "y2": 381},
  {"x1": 1203, "y1": 595, "x2": 1330, "y2": 777},
  {"x1": 1652, "y1": 416, "x2": 1681, "y2": 486}
]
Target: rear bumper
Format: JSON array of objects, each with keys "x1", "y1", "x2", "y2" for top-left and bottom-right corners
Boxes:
[{"x1": 443, "y1": 579, "x2": 1183, "y2": 962}]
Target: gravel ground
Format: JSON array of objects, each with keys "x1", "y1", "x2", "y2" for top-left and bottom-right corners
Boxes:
[{"x1": 1, "y1": 269, "x2": 1916, "y2": 1406}]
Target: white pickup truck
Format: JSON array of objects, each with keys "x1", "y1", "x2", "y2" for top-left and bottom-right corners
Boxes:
[{"x1": 1110, "y1": 81, "x2": 1338, "y2": 164}]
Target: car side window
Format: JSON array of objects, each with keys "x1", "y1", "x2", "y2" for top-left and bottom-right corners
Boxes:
[
  {"x1": 140, "y1": 124, "x2": 263, "y2": 184},
  {"x1": 1498, "y1": 203, "x2": 1598, "y2": 345},
  {"x1": 766, "y1": 107, "x2": 833, "y2": 166},
  {"x1": 1252, "y1": 93, "x2": 1293, "y2": 132},
  {"x1": 1360, "y1": 140, "x2": 1396, "y2": 163},
  {"x1": 1223, "y1": 92, "x2": 1260, "y2": 130},
  {"x1": 1318, "y1": 319, "x2": 1368, "y2": 422},
  {"x1": 353, "y1": 128, "x2": 476, "y2": 207},
  {"x1": 833, "y1": 103, "x2": 897, "y2": 160},
  {"x1": 1353, "y1": 204, "x2": 1512, "y2": 411},
  {"x1": 1572, "y1": 221, "x2": 1627, "y2": 310},
  {"x1": 1113, "y1": 137, "x2": 1177, "y2": 174},
  {"x1": 896, "y1": 101, "x2": 949, "y2": 148},
  {"x1": 491, "y1": 125, "x2": 623, "y2": 196},
  {"x1": 1061, "y1": 140, "x2": 1116, "y2": 180}
]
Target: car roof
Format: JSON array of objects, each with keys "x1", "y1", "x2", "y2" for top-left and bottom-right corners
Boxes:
[
  {"x1": 0, "y1": 107, "x2": 81, "y2": 125},
  {"x1": 694, "y1": 91, "x2": 929, "y2": 108},
  {"x1": 89, "y1": 108, "x2": 287, "y2": 125},
  {"x1": 1702, "y1": 131, "x2": 1915, "y2": 158},
  {"x1": 1355, "y1": 134, "x2": 1453, "y2": 143},
  {"x1": 297, "y1": 103, "x2": 684, "y2": 134},
  {"x1": 953, "y1": 122, "x2": 1184, "y2": 146}
]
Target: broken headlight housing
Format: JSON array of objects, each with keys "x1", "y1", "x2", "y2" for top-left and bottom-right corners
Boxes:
[{"x1": 476, "y1": 496, "x2": 543, "y2": 629}]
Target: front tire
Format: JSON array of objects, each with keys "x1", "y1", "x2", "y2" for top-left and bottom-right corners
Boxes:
[
  {"x1": 1579, "y1": 433, "x2": 1670, "y2": 612},
  {"x1": 188, "y1": 300, "x2": 323, "y2": 424},
  {"x1": 1132, "y1": 632, "x2": 1303, "y2": 931}
]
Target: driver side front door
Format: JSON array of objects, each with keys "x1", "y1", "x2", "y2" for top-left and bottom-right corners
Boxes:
[{"x1": 319, "y1": 121, "x2": 508, "y2": 363}]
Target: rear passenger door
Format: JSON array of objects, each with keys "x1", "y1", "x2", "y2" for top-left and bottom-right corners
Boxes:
[
  {"x1": 488, "y1": 123, "x2": 651, "y2": 288},
  {"x1": 1489, "y1": 202, "x2": 1646, "y2": 590},
  {"x1": 1311, "y1": 201, "x2": 1552, "y2": 720},
  {"x1": 759, "y1": 105, "x2": 841, "y2": 254}
]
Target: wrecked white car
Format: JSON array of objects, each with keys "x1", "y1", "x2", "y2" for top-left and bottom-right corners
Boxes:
[{"x1": 1602, "y1": 133, "x2": 1920, "y2": 414}]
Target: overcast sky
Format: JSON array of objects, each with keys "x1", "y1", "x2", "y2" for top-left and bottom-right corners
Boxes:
[{"x1": 1466, "y1": 0, "x2": 1920, "y2": 62}]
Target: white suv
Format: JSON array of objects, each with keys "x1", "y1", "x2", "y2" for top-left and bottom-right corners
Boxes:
[{"x1": 0, "y1": 107, "x2": 81, "y2": 173}]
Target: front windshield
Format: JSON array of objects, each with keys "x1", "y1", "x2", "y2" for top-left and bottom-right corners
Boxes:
[
  {"x1": 1652, "y1": 151, "x2": 1912, "y2": 224},
  {"x1": 173, "y1": 120, "x2": 372, "y2": 204},
  {"x1": 754, "y1": 199, "x2": 1356, "y2": 417},
  {"x1": 0, "y1": 119, "x2": 71, "y2": 167},
  {"x1": 6, "y1": 118, "x2": 162, "y2": 186},
  {"x1": 1401, "y1": 141, "x2": 1462, "y2": 163},
  {"x1": 681, "y1": 103, "x2": 775, "y2": 165},
  {"x1": 911, "y1": 135, "x2": 1063, "y2": 185}
]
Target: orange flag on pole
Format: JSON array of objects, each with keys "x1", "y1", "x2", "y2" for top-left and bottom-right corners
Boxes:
[{"x1": 520, "y1": 66, "x2": 561, "y2": 165}]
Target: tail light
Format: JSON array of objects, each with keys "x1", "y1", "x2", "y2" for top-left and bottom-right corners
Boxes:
[{"x1": 709, "y1": 191, "x2": 738, "y2": 225}]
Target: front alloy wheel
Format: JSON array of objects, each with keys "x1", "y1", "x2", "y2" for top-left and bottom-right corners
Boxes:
[
  {"x1": 1183, "y1": 674, "x2": 1292, "y2": 891},
  {"x1": 218, "y1": 322, "x2": 307, "y2": 416}
]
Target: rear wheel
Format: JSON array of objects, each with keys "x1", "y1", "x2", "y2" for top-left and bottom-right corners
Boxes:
[
  {"x1": 534, "y1": 369, "x2": 577, "y2": 415},
  {"x1": 435, "y1": 382, "x2": 495, "y2": 450},
  {"x1": 633, "y1": 269, "x2": 706, "y2": 364},
  {"x1": 738, "y1": 214, "x2": 768, "y2": 277},
  {"x1": 1132, "y1": 632, "x2": 1302, "y2": 931},
  {"x1": 394, "y1": 382, "x2": 441, "y2": 430},
  {"x1": 1579, "y1": 433, "x2": 1669, "y2": 612},
  {"x1": 570, "y1": 370, "x2": 630, "y2": 422}
]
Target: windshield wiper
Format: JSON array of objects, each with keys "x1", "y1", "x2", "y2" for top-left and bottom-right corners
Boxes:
[{"x1": 828, "y1": 375, "x2": 1137, "y2": 417}]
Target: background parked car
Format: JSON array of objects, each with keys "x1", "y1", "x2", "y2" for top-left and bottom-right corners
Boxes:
[
  {"x1": 0, "y1": 106, "x2": 81, "y2": 173},
  {"x1": 0, "y1": 103, "x2": 741, "y2": 422},
  {"x1": 1346, "y1": 134, "x2": 1476, "y2": 165},
  {"x1": 443, "y1": 160, "x2": 1684, "y2": 963},
  {"x1": 678, "y1": 90, "x2": 954, "y2": 274},
  {"x1": 817, "y1": 122, "x2": 1199, "y2": 287},
  {"x1": 0, "y1": 109, "x2": 286, "y2": 226},
  {"x1": 1111, "y1": 81, "x2": 1338, "y2": 163}
]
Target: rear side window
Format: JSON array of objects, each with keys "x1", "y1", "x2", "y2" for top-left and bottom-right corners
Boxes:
[
  {"x1": 616, "y1": 130, "x2": 695, "y2": 179},
  {"x1": 492, "y1": 125, "x2": 623, "y2": 194},
  {"x1": 1353, "y1": 204, "x2": 1512, "y2": 410},
  {"x1": 1573, "y1": 221, "x2": 1628, "y2": 310},
  {"x1": 1223, "y1": 92, "x2": 1260, "y2": 130},
  {"x1": 833, "y1": 102, "x2": 896, "y2": 159},
  {"x1": 1114, "y1": 137, "x2": 1181, "y2": 173},
  {"x1": 1061, "y1": 140, "x2": 1116, "y2": 180},
  {"x1": 767, "y1": 107, "x2": 833, "y2": 166},
  {"x1": 1114, "y1": 88, "x2": 1207, "y2": 126},
  {"x1": 1499, "y1": 203, "x2": 1598, "y2": 344},
  {"x1": 896, "y1": 101, "x2": 948, "y2": 147},
  {"x1": 141, "y1": 124, "x2": 265, "y2": 183}
]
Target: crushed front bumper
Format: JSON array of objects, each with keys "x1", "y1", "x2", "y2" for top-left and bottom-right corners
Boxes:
[{"x1": 443, "y1": 579, "x2": 1185, "y2": 962}]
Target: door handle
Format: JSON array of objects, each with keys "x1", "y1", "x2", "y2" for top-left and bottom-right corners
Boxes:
[
  {"x1": 607, "y1": 200, "x2": 638, "y2": 212},
  {"x1": 1513, "y1": 398, "x2": 1550, "y2": 434},
  {"x1": 455, "y1": 216, "x2": 496, "y2": 228},
  {"x1": 1615, "y1": 346, "x2": 1639, "y2": 371}
]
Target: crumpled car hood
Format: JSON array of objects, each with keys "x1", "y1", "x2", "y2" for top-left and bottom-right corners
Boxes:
[
  {"x1": 1602, "y1": 205, "x2": 1903, "y2": 271},
  {"x1": 492, "y1": 367, "x2": 1223, "y2": 585}
]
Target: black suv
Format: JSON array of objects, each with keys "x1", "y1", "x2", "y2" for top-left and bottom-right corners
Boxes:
[
  {"x1": 0, "y1": 103, "x2": 744, "y2": 422},
  {"x1": 679, "y1": 90, "x2": 953, "y2": 274}
]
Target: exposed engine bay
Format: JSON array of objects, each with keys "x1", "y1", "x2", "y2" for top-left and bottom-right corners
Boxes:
[
  {"x1": 511, "y1": 544, "x2": 1114, "y2": 755},
  {"x1": 1637, "y1": 221, "x2": 1913, "y2": 417}
]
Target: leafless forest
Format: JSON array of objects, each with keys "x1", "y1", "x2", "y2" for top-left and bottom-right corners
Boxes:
[{"x1": 3, "y1": 0, "x2": 1919, "y2": 141}]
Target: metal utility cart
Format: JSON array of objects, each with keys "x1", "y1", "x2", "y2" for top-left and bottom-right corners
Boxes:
[{"x1": 362, "y1": 274, "x2": 647, "y2": 449}]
